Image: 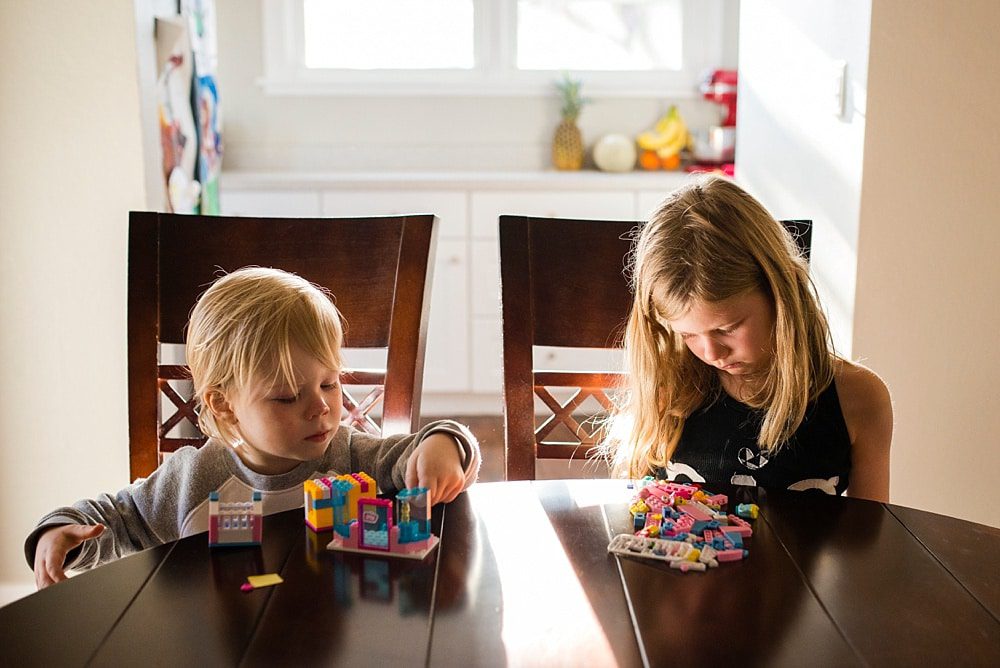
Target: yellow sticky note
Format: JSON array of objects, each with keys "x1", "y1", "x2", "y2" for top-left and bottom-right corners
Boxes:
[{"x1": 246, "y1": 573, "x2": 284, "y2": 588}]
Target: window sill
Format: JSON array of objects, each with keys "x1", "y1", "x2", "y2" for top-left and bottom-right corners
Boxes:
[
  {"x1": 255, "y1": 76, "x2": 702, "y2": 99},
  {"x1": 221, "y1": 169, "x2": 695, "y2": 192}
]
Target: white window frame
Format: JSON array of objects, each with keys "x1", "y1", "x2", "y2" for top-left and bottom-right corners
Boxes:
[{"x1": 259, "y1": 0, "x2": 726, "y2": 98}]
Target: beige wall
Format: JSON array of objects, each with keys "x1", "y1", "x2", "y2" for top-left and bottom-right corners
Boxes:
[
  {"x1": 0, "y1": 1, "x2": 147, "y2": 599},
  {"x1": 855, "y1": 0, "x2": 1000, "y2": 525}
]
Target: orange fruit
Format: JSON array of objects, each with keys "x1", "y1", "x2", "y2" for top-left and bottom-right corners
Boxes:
[
  {"x1": 660, "y1": 152, "x2": 681, "y2": 170},
  {"x1": 639, "y1": 150, "x2": 660, "y2": 170}
]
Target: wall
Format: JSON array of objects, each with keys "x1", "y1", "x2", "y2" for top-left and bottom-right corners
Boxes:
[
  {"x1": 216, "y1": 0, "x2": 739, "y2": 172},
  {"x1": 735, "y1": 0, "x2": 871, "y2": 356},
  {"x1": 854, "y1": 0, "x2": 1000, "y2": 526},
  {"x1": 0, "y1": 1, "x2": 148, "y2": 602},
  {"x1": 738, "y1": 0, "x2": 999, "y2": 527}
]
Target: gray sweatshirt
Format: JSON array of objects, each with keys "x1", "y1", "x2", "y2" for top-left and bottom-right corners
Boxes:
[{"x1": 25, "y1": 420, "x2": 479, "y2": 572}]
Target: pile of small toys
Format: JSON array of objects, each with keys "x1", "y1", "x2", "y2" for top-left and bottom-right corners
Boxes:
[{"x1": 607, "y1": 478, "x2": 758, "y2": 573}]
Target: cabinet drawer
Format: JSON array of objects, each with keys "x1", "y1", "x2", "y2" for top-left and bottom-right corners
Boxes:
[
  {"x1": 470, "y1": 191, "x2": 636, "y2": 240},
  {"x1": 221, "y1": 191, "x2": 321, "y2": 217},
  {"x1": 321, "y1": 190, "x2": 467, "y2": 238}
]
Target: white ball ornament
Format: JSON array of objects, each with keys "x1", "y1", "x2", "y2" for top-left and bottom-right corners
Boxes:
[{"x1": 592, "y1": 134, "x2": 637, "y2": 173}]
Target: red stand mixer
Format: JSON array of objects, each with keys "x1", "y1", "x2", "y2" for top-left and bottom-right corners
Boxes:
[
  {"x1": 702, "y1": 69, "x2": 738, "y2": 127},
  {"x1": 688, "y1": 68, "x2": 738, "y2": 173}
]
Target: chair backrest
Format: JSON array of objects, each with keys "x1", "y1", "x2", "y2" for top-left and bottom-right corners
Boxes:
[
  {"x1": 499, "y1": 214, "x2": 812, "y2": 481},
  {"x1": 128, "y1": 211, "x2": 437, "y2": 481}
]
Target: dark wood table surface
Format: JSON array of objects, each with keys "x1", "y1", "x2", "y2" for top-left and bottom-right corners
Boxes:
[{"x1": 2, "y1": 480, "x2": 998, "y2": 666}]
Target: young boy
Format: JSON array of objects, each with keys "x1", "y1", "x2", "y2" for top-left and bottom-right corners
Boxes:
[{"x1": 27, "y1": 267, "x2": 480, "y2": 589}]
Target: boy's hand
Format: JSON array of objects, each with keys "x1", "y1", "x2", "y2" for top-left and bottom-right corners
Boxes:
[
  {"x1": 33, "y1": 524, "x2": 105, "y2": 590},
  {"x1": 405, "y1": 433, "x2": 466, "y2": 506}
]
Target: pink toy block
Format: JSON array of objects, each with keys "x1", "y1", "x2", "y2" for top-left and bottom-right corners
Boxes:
[
  {"x1": 725, "y1": 515, "x2": 753, "y2": 537},
  {"x1": 705, "y1": 493, "x2": 728, "y2": 508},
  {"x1": 661, "y1": 482, "x2": 697, "y2": 499},
  {"x1": 674, "y1": 514, "x2": 695, "y2": 533},
  {"x1": 679, "y1": 500, "x2": 714, "y2": 522},
  {"x1": 715, "y1": 549, "x2": 747, "y2": 562}
]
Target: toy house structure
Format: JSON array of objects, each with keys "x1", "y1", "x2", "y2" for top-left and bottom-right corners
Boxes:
[
  {"x1": 208, "y1": 490, "x2": 263, "y2": 547},
  {"x1": 304, "y1": 473, "x2": 438, "y2": 560}
]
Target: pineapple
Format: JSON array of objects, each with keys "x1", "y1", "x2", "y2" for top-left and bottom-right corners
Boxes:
[{"x1": 552, "y1": 74, "x2": 587, "y2": 171}]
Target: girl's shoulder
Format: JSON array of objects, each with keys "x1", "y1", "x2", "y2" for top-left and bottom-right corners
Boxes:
[{"x1": 832, "y1": 358, "x2": 892, "y2": 443}]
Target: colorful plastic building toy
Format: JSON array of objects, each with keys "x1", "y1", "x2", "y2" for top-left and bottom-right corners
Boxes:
[
  {"x1": 304, "y1": 472, "x2": 376, "y2": 532},
  {"x1": 209, "y1": 490, "x2": 262, "y2": 547},
  {"x1": 609, "y1": 479, "x2": 758, "y2": 573},
  {"x1": 305, "y1": 472, "x2": 439, "y2": 560}
]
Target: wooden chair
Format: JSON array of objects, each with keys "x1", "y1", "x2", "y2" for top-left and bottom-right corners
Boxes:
[
  {"x1": 127, "y1": 211, "x2": 437, "y2": 481},
  {"x1": 499, "y1": 215, "x2": 812, "y2": 481}
]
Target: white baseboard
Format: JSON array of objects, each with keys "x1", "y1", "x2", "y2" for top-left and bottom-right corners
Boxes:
[{"x1": 0, "y1": 581, "x2": 35, "y2": 608}]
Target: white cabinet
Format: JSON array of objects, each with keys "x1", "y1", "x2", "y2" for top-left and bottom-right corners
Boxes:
[
  {"x1": 467, "y1": 190, "x2": 637, "y2": 397},
  {"x1": 425, "y1": 240, "x2": 469, "y2": 393},
  {"x1": 221, "y1": 190, "x2": 321, "y2": 217},
  {"x1": 321, "y1": 190, "x2": 467, "y2": 238},
  {"x1": 220, "y1": 171, "x2": 690, "y2": 414},
  {"x1": 637, "y1": 190, "x2": 670, "y2": 221},
  {"x1": 320, "y1": 190, "x2": 469, "y2": 396},
  {"x1": 470, "y1": 191, "x2": 637, "y2": 241}
]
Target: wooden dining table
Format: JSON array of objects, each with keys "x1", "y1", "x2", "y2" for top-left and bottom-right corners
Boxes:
[{"x1": 2, "y1": 479, "x2": 998, "y2": 666}]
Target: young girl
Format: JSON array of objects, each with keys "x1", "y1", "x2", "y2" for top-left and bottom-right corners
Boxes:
[
  {"x1": 27, "y1": 267, "x2": 480, "y2": 589},
  {"x1": 606, "y1": 176, "x2": 892, "y2": 501}
]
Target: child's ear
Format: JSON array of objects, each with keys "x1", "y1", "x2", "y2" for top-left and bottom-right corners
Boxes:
[{"x1": 205, "y1": 389, "x2": 237, "y2": 424}]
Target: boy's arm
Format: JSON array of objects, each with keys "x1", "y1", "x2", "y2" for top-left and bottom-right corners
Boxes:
[
  {"x1": 339, "y1": 420, "x2": 481, "y2": 495},
  {"x1": 24, "y1": 487, "x2": 165, "y2": 573},
  {"x1": 23, "y1": 446, "x2": 210, "y2": 572}
]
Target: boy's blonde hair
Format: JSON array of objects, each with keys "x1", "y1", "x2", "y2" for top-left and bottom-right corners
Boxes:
[
  {"x1": 609, "y1": 175, "x2": 835, "y2": 478},
  {"x1": 185, "y1": 267, "x2": 344, "y2": 446}
]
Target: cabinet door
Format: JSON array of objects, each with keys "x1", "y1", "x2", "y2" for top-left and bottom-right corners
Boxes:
[
  {"x1": 471, "y1": 316, "x2": 502, "y2": 395},
  {"x1": 321, "y1": 190, "x2": 467, "y2": 238},
  {"x1": 221, "y1": 191, "x2": 321, "y2": 217},
  {"x1": 469, "y1": 191, "x2": 635, "y2": 398},
  {"x1": 322, "y1": 190, "x2": 470, "y2": 394},
  {"x1": 470, "y1": 191, "x2": 636, "y2": 241},
  {"x1": 424, "y1": 239, "x2": 470, "y2": 393},
  {"x1": 637, "y1": 190, "x2": 670, "y2": 220}
]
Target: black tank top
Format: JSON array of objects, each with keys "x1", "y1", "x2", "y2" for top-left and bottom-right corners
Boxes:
[{"x1": 655, "y1": 381, "x2": 852, "y2": 495}]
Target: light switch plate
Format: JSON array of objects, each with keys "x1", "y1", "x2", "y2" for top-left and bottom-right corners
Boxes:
[{"x1": 831, "y1": 60, "x2": 847, "y2": 118}]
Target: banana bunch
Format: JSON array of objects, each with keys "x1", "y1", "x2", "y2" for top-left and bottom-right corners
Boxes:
[{"x1": 636, "y1": 106, "x2": 689, "y2": 169}]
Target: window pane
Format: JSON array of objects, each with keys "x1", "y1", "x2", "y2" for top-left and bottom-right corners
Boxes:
[
  {"x1": 303, "y1": 0, "x2": 474, "y2": 70},
  {"x1": 517, "y1": 0, "x2": 683, "y2": 71}
]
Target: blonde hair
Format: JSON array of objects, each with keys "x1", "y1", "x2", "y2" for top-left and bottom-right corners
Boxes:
[
  {"x1": 185, "y1": 267, "x2": 344, "y2": 446},
  {"x1": 608, "y1": 175, "x2": 835, "y2": 478}
]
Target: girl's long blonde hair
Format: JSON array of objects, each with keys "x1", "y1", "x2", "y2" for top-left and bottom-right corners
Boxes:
[
  {"x1": 186, "y1": 267, "x2": 344, "y2": 446},
  {"x1": 607, "y1": 176, "x2": 835, "y2": 478}
]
